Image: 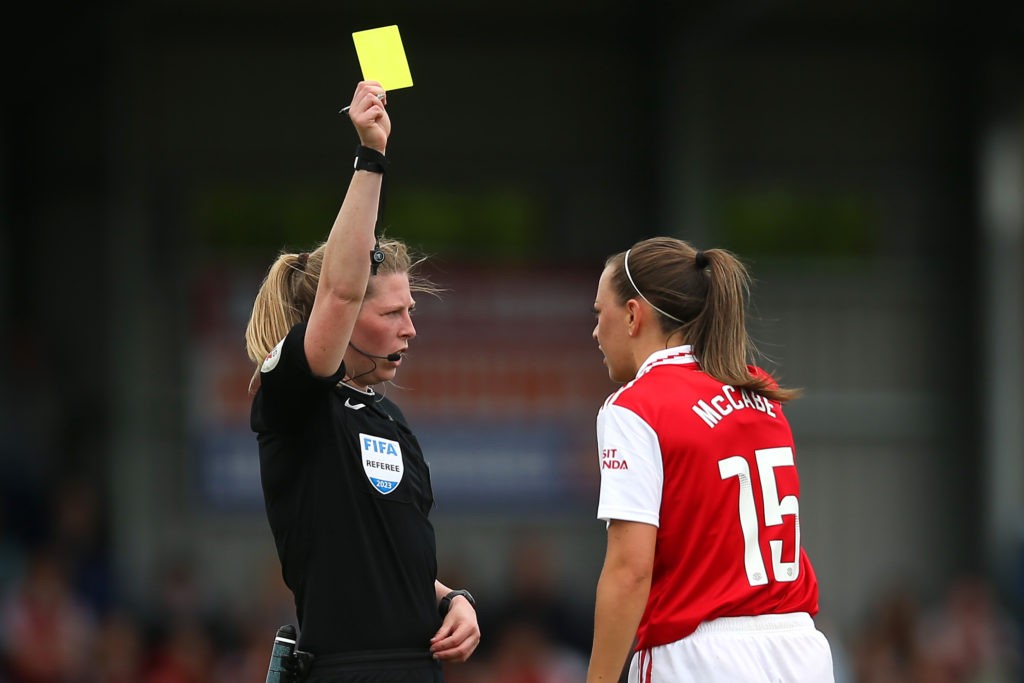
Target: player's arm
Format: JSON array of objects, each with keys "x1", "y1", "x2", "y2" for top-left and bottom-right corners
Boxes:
[
  {"x1": 587, "y1": 519, "x2": 657, "y2": 683},
  {"x1": 430, "y1": 579, "x2": 480, "y2": 663},
  {"x1": 304, "y1": 80, "x2": 389, "y2": 376}
]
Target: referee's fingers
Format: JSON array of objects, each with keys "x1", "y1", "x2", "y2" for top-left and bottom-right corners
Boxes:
[
  {"x1": 430, "y1": 623, "x2": 480, "y2": 662},
  {"x1": 429, "y1": 626, "x2": 461, "y2": 654},
  {"x1": 431, "y1": 637, "x2": 477, "y2": 662}
]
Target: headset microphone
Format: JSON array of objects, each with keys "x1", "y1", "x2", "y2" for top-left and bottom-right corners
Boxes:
[{"x1": 350, "y1": 343, "x2": 402, "y2": 362}]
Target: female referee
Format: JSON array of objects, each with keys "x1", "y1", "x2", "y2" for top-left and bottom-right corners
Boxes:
[
  {"x1": 587, "y1": 237, "x2": 834, "y2": 682},
  {"x1": 244, "y1": 80, "x2": 479, "y2": 683}
]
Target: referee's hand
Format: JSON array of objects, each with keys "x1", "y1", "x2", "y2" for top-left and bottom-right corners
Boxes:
[
  {"x1": 347, "y1": 80, "x2": 390, "y2": 153},
  {"x1": 430, "y1": 598, "x2": 480, "y2": 663}
]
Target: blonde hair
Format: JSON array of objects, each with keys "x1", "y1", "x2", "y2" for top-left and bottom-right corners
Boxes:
[{"x1": 244, "y1": 238, "x2": 433, "y2": 387}]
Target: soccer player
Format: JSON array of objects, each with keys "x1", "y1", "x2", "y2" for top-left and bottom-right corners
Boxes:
[{"x1": 587, "y1": 237, "x2": 835, "y2": 682}]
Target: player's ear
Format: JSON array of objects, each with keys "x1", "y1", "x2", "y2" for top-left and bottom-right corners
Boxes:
[{"x1": 626, "y1": 299, "x2": 641, "y2": 335}]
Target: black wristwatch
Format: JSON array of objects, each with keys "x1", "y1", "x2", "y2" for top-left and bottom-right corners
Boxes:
[{"x1": 439, "y1": 589, "x2": 476, "y2": 617}]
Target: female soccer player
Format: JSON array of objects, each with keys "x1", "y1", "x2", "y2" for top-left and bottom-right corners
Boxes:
[{"x1": 587, "y1": 237, "x2": 834, "y2": 682}]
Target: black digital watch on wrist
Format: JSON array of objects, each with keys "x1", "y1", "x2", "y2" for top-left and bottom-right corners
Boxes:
[
  {"x1": 353, "y1": 144, "x2": 388, "y2": 174},
  {"x1": 439, "y1": 589, "x2": 476, "y2": 617}
]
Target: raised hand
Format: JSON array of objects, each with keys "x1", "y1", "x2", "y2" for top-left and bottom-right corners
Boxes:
[{"x1": 347, "y1": 80, "x2": 390, "y2": 152}]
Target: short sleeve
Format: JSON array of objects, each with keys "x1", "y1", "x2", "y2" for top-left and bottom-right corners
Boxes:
[
  {"x1": 595, "y1": 403, "x2": 664, "y2": 526},
  {"x1": 250, "y1": 322, "x2": 345, "y2": 432}
]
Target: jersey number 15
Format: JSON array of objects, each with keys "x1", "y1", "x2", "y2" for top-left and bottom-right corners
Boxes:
[{"x1": 718, "y1": 447, "x2": 800, "y2": 587}]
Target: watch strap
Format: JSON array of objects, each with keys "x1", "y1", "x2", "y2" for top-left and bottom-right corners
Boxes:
[
  {"x1": 439, "y1": 589, "x2": 476, "y2": 616},
  {"x1": 353, "y1": 144, "x2": 388, "y2": 174}
]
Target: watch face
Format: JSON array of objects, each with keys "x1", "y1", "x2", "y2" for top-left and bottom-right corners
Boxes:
[{"x1": 441, "y1": 590, "x2": 475, "y2": 616}]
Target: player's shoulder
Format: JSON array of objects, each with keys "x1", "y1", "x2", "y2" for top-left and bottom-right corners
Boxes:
[
  {"x1": 604, "y1": 365, "x2": 702, "y2": 413},
  {"x1": 602, "y1": 382, "x2": 631, "y2": 410},
  {"x1": 602, "y1": 372, "x2": 654, "y2": 410}
]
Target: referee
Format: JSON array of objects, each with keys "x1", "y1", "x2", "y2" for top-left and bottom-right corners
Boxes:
[{"x1": 244, "y1": 80, "x2": 479, "y2": 683}]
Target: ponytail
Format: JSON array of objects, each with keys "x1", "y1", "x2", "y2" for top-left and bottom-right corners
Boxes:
[
  {"x1": 245, "y1": 248, "x2": 322, "y2": 367},
  {"x1": 608, "y1": 237, "x2": 800, "y2": 402}
]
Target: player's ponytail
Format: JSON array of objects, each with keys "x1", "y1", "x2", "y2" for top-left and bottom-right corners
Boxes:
[
  {"x1": 695, "y1": 249, "x2": 800, "y2": 402},
  {"x1": 608, "y1": 237, "x2": 800, "y2": 403}
]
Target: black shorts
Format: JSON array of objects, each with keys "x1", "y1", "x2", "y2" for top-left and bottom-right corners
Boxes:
[{"x1": 305, "y1": 649, "x2": 442, "y2": 683}]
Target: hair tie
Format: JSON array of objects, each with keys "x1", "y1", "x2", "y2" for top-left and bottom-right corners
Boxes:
[
  {"x1": 694, "y1": 250, "x2": 709, "y2": 269},
  {"x1": 297, "y1": 252, "x2": 309, "y2": 272}
]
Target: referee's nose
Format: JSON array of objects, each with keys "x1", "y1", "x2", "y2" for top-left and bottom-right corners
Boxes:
[{"x1": 400, "y1": 310, "x2": 416, "y2": 340}]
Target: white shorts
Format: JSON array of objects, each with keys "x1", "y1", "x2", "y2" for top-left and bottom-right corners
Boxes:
[{"x1": 628, "y1": 613, "x2": 835, "y2": 683}]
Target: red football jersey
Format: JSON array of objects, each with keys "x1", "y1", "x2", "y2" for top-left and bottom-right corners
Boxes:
[{"x1": 596, "y1": 346, "x2": 820, "y2": 650}]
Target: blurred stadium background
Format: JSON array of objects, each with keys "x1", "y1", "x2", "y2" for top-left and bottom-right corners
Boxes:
[{"x1": 2, "y1": 1, "x2": 1022, "y2": 681}]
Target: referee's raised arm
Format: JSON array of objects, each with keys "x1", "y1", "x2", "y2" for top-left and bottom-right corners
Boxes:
[{"x1": 304, "y1": 80, "x2": 390, "y2": 378}]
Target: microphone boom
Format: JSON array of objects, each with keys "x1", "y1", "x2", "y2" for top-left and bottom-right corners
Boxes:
[{"x1": 350, "y1": 343, "x2": 402, "y2": 363}]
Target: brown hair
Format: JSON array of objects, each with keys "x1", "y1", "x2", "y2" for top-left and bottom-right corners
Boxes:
[
  {"x1": 244, "y1": 237, "x2": 433, "y2": 373},
  {"x1": 606, "y1": 236, "x2": 800, "y2": 402}
]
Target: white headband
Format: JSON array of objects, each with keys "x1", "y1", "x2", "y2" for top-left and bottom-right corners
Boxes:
[{"x1": 623, "y1": 248, "x2": 684, "y2": 323}]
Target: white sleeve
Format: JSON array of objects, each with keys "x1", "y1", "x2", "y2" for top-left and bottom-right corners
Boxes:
[{"x1": 595, "y1": 403, "x2": 663, "y2": 526}]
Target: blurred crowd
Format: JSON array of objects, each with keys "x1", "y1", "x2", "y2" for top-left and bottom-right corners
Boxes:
[
  {"x1": 842, "y1": 576, "x2": 1021, "y2": 683},
  {"x1": 0, "y1": 477, "x2": 1019, "y2": 683}
]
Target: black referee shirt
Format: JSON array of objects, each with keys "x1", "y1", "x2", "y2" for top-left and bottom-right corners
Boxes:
[{"x1": 251, "y1": 322, "x2": 439, "y2": 655}]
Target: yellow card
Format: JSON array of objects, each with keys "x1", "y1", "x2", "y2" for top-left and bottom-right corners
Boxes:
[{"x1": 352, "y1": 25, "x2": 414, "y2": 91}]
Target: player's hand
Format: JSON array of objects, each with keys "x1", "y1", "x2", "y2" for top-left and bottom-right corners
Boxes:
[
  {"x1": 429, "y1": 598, "x2": 480, "y2": 663},
  {"x1": 348, "y1": 80, "x2": 390, "y2": 153}
]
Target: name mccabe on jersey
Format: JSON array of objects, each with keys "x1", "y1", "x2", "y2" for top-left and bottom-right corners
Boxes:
[{"x1": 692, "y1": 385, "x2": 776, "y2": 428}]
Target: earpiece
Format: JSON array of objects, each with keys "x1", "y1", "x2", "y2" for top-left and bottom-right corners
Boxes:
[{"x1": 370, "y1": 242, "x2": 385, "y2": 275}]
